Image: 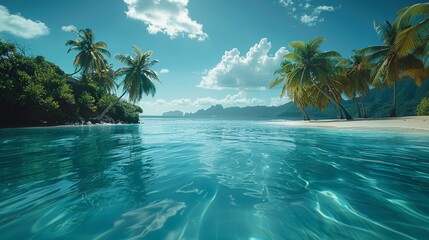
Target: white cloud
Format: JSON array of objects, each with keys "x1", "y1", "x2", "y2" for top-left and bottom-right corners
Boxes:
[
  {"x1": 300, "y1": 14, "x2": 319, "y2": 26},
  {"x1": 198, "y1": 38, "x2": 287, "y2": 90},
  {"x1": 171, "y1": 98, "x2": 192, "y2": 105},
  {"x1": 278, "y1": 1, "x2": 336, "y2": 26},
  {"x1": 0, "y1": 5, "x2": 49, "y2": 39},
  {"x1": 279, "y1": 0, "x2": 294, "y2": 7},
  {"x1": 315, "y1": 6, "x2": 335, "y2": 12},
  {"x1": 139, "y1": 92, "x2": 266, "y2": 115},
  {"x1": 160, "y1": 68, "x2": 170, "y2": 74},
  {"x1": 300, "y1": 5, "x2": 336, "y2": 26},
  {"x1": 193, "y1": 92, "x2": 265, "y2": 106},
  {"x1": 123, "y1": 0, "x2": 207, "y2": 40},
  {"x1": 61, "y1": 25, "x2": 77, "y2": 32}
]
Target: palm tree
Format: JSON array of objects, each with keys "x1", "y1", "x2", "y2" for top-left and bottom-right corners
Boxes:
[
  {"x1": 92, "y1": 62, "x2": 117, "y2": 94},
  {"x1": 66, "y1": 28, "x2": 111, "y2": 77},
  {"x1": 270, "y1": 61, "x2": 312, "y2": 120},
  {"x1": 361, "y1": 21, "x2": 427, "y2": 117},
  {"x1": 277, "y1": 38, "x2": 353, "y2": 120},
  {"x1": 337, "y1": 51, "x2": 372, "y2": 118},
  {"x1": 95, "y1": 46, "x2": 160, "y2": 121},
  {"x1": 394, "y1": 3, "x2": 429, "y2": 66}
]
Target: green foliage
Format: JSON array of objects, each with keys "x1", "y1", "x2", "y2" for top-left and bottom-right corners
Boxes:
[
  {"x1": 95, "y1": 46, "x2": 159, "y2": 121},
  {"x1": 271, "y1": 38, "x2": 352, "y2": 120},
  {"x1": 416, "y1": 95, "x2": 429, "y2": 116},
  {"x1": 112, "y1": 101, "x2": 143, "y2": 123},
  {"x1": 78, "y1": 91, "x2": 97, "y2": 113},
  {"x1": 0, "y1": 40, "x2": 143, "y2": 126},
  {"x1": 0, "y1": 40, "x2": 76, "y2": 125},
  {"x1": 66, "y1": 28, "x2": 111, "y2": 78},
  {"x1": 115, "y1": 47, "x2": 159, "y2": 103},
  {"x1": 97, "y1": 94, "x2": 143, "y2": 123}
]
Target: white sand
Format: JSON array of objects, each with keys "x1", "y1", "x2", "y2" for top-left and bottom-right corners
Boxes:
[{"x1": 269, "y1": 116, "x2": 429, "y2": 132}]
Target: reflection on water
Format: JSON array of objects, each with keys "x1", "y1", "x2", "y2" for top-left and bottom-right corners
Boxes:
[
  {"x1": 0, "y1": 119, "x2": 429, "y2": 239},
  {"x1": 0, "y1": 125, "x2": 155, "y2": 239}
]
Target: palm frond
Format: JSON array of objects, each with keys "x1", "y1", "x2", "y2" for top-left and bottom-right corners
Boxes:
[
  {"x1": 284, "y1": 52, "x2": 302, "y2": 62},
  {"x1": 269, "y1": 76, "x2": 285, "y2": 89},
  {"x1": 395, "y1": 3, "x2": 429, "y2": 30},
  {"x1": 309, "y1": 37, "x2": 325, "y2": 49},
  {"x1": 289, "y1": 41, "x2": 305, "y2": 50},
  {"x1": 395, "y1": 18, "x2": 429, "y2": 57},
  {"x1": 365, "y1": 48, "x2": 389, "y2": 64},
  {"x1": 374, "y1": 21, "x2": 394, "y2": 45},
  {"x1": 318, "y1": 51, "x2": 341, "y2": 59}
]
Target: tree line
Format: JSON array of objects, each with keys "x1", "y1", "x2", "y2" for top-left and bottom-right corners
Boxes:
[
  {"x1": 271, "y1": 3, "x2": 429, "y2": 120},
  {"x1": 0, "y1": 28, "x2": 160, "y2": 127}
]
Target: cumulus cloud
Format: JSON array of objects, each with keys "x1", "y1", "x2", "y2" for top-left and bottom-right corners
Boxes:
[
  {"x1": 278, "y1": 0, "x2": 336, "y2": 26},
  {"x1": 0, "y1": 5, "x2": 49, "y2": 38},
  {"x1": 160, "y1": 68, "x2": 170, "y2": 74},
  {"x1": 198, "y1": 38, "x2": 287, "y2": 90},
  {"x1": 61, "y1": 25, "x2": 77, "y2": 32},
  {"x1": 123, "y1": 0, "x2": 207, "y2": 40}
]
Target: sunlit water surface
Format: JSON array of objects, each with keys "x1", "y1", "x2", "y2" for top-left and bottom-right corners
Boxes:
[{"x1": 1, "y1": 119, "x2": 429, "y2": 240}]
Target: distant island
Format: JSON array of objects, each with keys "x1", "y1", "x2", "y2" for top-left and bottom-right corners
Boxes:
[
  {"x1": 164, "y1": 79, "x2": 429, "y2": 119},
  {"x1": 162, "y1": 110, "x2": 184, "y2": 117}
]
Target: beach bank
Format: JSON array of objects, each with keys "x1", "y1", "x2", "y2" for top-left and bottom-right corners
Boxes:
[{"x1": 270, "y1": 116, "x2": 429, "y2": 132}]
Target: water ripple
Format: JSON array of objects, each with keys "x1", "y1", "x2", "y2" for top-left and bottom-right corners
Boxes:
[{"x1": 0, "y1": 120, "x2": 429, "y2": 239}]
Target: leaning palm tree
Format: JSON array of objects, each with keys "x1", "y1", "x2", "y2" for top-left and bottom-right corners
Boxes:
[
  {"x1": 281, "y1": 38, "x2": 353, "y2": 120},
  {"x1": 337, "y1": 51, "x2": 372, "y2": 118},
  {"x1": 270, "y1": 60, "x2": 313, "y2": 120},
  {"x1": 66, "y1": 28, "x2": 111, "y2": 77},
  {"x1": 95, "y1": 46, "x2": 160, "y2": 121}
]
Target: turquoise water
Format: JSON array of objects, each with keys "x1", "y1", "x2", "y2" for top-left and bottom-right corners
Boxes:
[{"x1": 1, "y1": 119, "x2": 429, "y2": 240}]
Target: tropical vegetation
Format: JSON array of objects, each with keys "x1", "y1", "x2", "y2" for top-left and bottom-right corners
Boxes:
[
  {"x1": 416, "y1": 92, "x2": 429, "y2": 116},
  {"x1": 270, "y1": 38, "x2": 353, "y2": 120},
  {"x1": 1, "y1": 3, "x2": 428, "y2": 127},
  {"x1": 96, "y1": 46, "x2": 159, "y2": 121},
  {"x1": 0, "y1": 28, "x2": 160, "y2": 127},
  {"x1": 272, "y1": 3, "x2": 429, "y2": 120}
]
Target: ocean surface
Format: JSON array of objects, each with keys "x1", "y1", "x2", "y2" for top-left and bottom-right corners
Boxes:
[{"x1": 1, "y1": 118, "x2": 429, "y2": 240}]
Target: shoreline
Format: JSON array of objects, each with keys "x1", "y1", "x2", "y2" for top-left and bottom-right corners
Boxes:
[
  {"x1": 2, "y1": 116, "x2": 429, "y2": 132},
  {"x1": 269, "y1": 116, "x2": 429, "y2": 132},
  {"x1": 0, "y1": 121, "x2": 140, "y2": 130}
]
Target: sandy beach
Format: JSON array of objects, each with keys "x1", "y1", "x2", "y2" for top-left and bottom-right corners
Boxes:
[{"x1": 270, "y1": 116, "x2": 429, "y2": 132}]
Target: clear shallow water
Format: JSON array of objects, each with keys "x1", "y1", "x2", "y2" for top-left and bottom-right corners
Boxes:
[{"x1": 1, "y1": 119, "x2": 429, "y2": 240}]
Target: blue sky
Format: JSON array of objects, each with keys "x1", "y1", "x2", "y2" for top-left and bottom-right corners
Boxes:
[{"x1": 0, "y1": 0, "x2": 424, "y2": 115}]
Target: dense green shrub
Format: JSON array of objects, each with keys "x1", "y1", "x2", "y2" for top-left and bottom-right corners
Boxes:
[
  {"x1": 416, "y1": 95, "x2": 429, "y2": 116},
  {"x1": 0, "y1": 41, "x2": 75, "y2": 125},
  {"x1": 97, "y1": 94, "x2": 142, "y2": 123}
]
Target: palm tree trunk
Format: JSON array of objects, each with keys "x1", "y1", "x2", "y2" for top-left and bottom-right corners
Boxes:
[
  {"x1": 354, "y1": 97, "x2": 362, "y2": 118},
  {"x1": 312, "y1": 81, "x2": 353, "y2": 120},
  {"x1": 360, "y1": 96, "x2": 368, "y2": 118},
  {"x1": 95, "y1": 91, "x2": 127, "y2": 122},
  {"x1": 303, "y1": 108, "x2": 310, "y2": 121},
  {"x1": 298, "y1": 106, "x2": 310, "y2": 121},
  {"x1": 337, "y1": 102, "x2": 353, "y2": 120},
  {"x1": 336, "y1": 105, "x2": 343, "y2": 119},
  {"x1": 389, "y1": 80, "x2": 397, "y2": 117}
]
